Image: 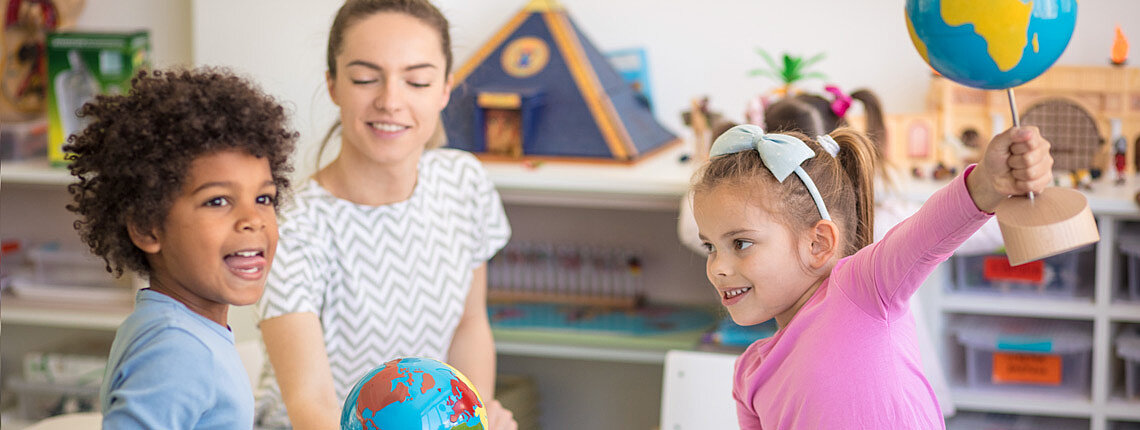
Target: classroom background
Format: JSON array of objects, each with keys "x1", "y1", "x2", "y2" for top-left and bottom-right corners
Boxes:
[{"x1": 3, "y1": 1, "x2": 1140, "y2": 429}]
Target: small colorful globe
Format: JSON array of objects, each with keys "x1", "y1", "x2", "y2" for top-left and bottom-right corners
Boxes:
[
  {"x1": 341, "y1": 357, "x2": 488, "y2": 430},
  {"x1": 905, "y1": 0, "x2": 1077, "y2": 89}
]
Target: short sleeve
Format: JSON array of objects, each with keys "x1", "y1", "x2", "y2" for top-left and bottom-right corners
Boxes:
[
  {"x1": 102, "y1": 329, "x2": 214, "y2": 429},
  {"x1": 467, "y1": 158, "x2": 511, "y2": 269},
  {"x1": 258, "y1": 205, "x2": 328, "y2": 321}
]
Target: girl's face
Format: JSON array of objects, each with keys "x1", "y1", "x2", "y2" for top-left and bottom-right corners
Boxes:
[
  {"x1": 136, "y1": 150, "x2": 278, "y2": 325},
  {"x1": 693, "y1": 184, "x2": 820, "y2": 328},
  {"x1": 327, "y1": 11, "x2": 452, "y2": 170}
]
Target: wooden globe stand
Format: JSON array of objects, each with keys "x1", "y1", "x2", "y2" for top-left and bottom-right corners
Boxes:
[
  {"x1": 994, "y1": 89, "x2": 1100, "y2": 266},
  {"x1": 995, "y1": 187, "x2": 1100, "y2": 266}
]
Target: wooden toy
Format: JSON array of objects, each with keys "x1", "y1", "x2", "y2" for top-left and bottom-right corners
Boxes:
[
  {"x1": 906, "y1": 0, "x2": 1098, "y2": 265},
  {"x1": 441, "y1": 0, "x2": 678, "y2": 164}
]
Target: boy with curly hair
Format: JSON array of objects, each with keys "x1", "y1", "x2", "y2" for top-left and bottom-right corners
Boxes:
[{"x1": 65, "y1": 67, "x2": 296, "y2": 429}]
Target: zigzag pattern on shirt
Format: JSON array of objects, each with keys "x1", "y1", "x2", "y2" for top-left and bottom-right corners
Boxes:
[{"x1": 254, "y1": 150, "x2": 511, "y2": 426}]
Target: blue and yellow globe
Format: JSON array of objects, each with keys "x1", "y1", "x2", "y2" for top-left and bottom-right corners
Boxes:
[
  {"x1": 341, "y1": 357, "x2": 488, "y2": 430},
  {"x1": 905, "y1": 0, "x2": 1077, "y2": 90}
]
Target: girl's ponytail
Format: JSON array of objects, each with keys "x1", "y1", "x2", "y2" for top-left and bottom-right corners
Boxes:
[{"x1": 829, "y1": 127, "x2": 879, "y2": 252}]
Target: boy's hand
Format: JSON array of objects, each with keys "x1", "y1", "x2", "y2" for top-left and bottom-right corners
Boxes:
[{"x1": 967, "y1": 126, "x2": 1054, "y2": 213}]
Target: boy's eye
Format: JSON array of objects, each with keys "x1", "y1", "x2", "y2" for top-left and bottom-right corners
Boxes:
[
  {"x1": 204, "y1": 197, "x2": 229, "y2": 207},
  {"x1": 256, "y1": 194, "x2": 276, "y2": 205},
  {"x1": 733, "y1": 239, "x2": 753, "y2": 251}
]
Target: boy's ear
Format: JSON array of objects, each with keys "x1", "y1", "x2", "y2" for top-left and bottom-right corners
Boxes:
[
  {"x1": 805, "y1": 220, "x2": 840, "y2": 269},
  {"x1": 127, "y1": 221, "x2": 161, "y2": 254}
]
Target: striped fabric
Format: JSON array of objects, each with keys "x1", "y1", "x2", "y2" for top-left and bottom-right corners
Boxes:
[{"x1": 254, "y1": 149, "x2": 511, "y2": 428}]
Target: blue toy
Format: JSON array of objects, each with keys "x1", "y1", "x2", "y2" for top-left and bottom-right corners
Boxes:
[
  {"x1": 341, "y1": 357, "x2": 488, "y2": 430},
  {"x1": 905, "y1": 0, "x2": 1077, "y2": 90}
]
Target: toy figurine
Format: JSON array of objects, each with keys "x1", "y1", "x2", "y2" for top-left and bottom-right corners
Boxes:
[{"x1": 1112, "y1": 118, "x2": 1128, "y2": 185}]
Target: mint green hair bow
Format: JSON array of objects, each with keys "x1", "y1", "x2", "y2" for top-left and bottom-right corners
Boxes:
[{"x1": 709, "y1": 124, "x2": 831, "y2": 221}]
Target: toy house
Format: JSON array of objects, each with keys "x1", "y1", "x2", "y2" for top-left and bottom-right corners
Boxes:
[
  {"x1": 880, "y1": 65, "x2": 1140, "y2": 178},
  {"x1": 441, "y1": 0, "x2": 678, "y2": 163}
]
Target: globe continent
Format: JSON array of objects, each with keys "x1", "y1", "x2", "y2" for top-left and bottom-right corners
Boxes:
[
  {"x1": 906, "y1": 0, "x2": 1077, "y2": 90},
  {"x1": 341, "y1": 357, "x2": 488, "y2": 430}
]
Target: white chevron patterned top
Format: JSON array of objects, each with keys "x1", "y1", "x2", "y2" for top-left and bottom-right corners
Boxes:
[{"x1": 254, "y1": 149, "x2": 511, "y2": 428}]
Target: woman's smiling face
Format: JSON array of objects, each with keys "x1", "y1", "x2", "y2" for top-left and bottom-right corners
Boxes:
[{"x1": 327, "y1": 11, "x2": 452, "y2": 169}]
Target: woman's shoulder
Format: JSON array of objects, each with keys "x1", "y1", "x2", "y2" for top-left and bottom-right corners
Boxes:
[
  {"x1": 276, "y1": 180, "x2": 335, "y2": 233},
  {"x1": 423, "y1": 148, "x2": 488, "y2": 174}
]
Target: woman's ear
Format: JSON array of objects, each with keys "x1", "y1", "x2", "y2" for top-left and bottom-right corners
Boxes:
[
  {"x1": 127, "y1": 221, "x2": 161, "y2": 254},
  {"x1": 805, "y1": 220, "x2": 840, "y2": 269}
]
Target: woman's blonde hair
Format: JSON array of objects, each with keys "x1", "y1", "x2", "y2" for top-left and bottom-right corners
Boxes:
[{"x1": 692, "y1": 127, "x2": 879, "y2": 257}]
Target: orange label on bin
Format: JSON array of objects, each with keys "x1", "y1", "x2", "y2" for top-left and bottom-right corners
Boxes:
[
  {"x1": 983, "y1": 257, "x2": 1045, "y2": 283},
  {"x1": 992, "y1": 352, "x2": 1062, "y2": 385}
]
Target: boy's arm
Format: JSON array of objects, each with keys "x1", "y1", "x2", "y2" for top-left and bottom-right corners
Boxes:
[
  {"x1": 261, "y1": 313, "x2": 340, "y2": 430},
  {"x1": 102, "y1": 330, "x2": 213, "y2": 429}
]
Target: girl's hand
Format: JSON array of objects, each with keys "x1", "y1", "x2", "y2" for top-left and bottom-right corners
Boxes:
[{"x1": 968, "y1": 126, "x2": 1054, "y2": 213}]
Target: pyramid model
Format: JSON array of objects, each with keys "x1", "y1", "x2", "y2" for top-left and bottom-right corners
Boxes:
[{"x1": 442, "y1": 0, "x2": 678, "y2": 162}]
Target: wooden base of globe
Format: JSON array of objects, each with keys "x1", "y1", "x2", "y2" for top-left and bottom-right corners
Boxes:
[{"x1": 995, "y1": 187, "x2": 1100, "y2": 266}]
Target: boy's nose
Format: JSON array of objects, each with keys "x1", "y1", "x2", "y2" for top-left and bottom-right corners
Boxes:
[{"x1": 236, "y1": 207, "x2": 266, "y2": 232}]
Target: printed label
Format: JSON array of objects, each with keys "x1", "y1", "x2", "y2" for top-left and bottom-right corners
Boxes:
[{"x1": 992, "y1": 352, "x2": 1062, "y2": 385}]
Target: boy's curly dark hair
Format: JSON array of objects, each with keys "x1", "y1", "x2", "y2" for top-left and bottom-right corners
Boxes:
[{"x1": 64, "y1": 67, "x2": 297, "y2": 277}]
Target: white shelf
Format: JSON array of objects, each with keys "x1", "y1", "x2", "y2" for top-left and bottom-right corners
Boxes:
[
  {"x1": 1109, "y1": 302, "x2": 1140, "y2": 322},
  {"x1": 0, "y1": 159, "x2": 72, "y2": 186},
  {"x1": 1105, "y1": 399, "x2": 1140, "y2": 420},
  {"x1": 951, "y1": 387, "x2": 1094, "y2": 418},
  {"x1": 495, "y1": 340, "x2": 668, "y2": 364},
  {"x1": 940, "y1": 293, "x2": 1098, "y2": 320},
  {"x1": 484, "y1": 143, "x2": 693, "y2": 211},
  {"x1": 1, "y1": 294, "x2": 131, "y2": 330}
]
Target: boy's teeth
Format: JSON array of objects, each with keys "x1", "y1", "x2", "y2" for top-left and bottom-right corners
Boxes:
[{"x1": 233, "y1": 251, "x2": 259, "y2": 257}]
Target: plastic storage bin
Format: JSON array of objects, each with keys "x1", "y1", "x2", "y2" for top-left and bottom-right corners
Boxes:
[
  {"x1": 27, "y1": 244, "x2": 112, "y2": 288},
  {"x1": 952, "y1": 246, "x2": 1091, "y2": 297},
  {"x1": 955, "y1": 316, "x2": 1092, "y2": 395},
  {"x1": 6, "y1": 377, "x2": 100, "y2": 421},
  {"x1": 1118, "y1": 328, "x2": 1140, "y2": 400},
  {"x1": 1120, "y1": 230, "x2": 1140, "y2": 301}
]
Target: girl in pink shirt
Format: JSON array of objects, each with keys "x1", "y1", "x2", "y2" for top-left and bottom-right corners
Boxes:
[{"x1": 691, "y1": 125, "x2": 1053, "y2": 429}]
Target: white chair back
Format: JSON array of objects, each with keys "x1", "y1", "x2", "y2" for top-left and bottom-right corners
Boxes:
[{"x1": 659, "y1": 349, "x2": 741, "y2": 430}]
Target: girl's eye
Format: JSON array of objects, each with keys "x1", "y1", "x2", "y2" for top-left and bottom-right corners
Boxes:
[
  {"x1": 733, "y1": 239, "x2": 753, "y2": 251},
  {"x1": 701, "y1": 242, "x2": 715, "y2": 254},
  {"x1": 257, "y1": 194, "x2": 276, "y2": 205},
  {"x1": 205, "y1": 197, "x2": 229, "y2": 207}
]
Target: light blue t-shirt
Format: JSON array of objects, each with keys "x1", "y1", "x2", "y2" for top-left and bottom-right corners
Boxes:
[{"x1": 100, "y1": 289, "x2": 253, "y2": 429}]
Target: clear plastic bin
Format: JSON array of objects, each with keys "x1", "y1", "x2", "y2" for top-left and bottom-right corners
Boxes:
[
  {"x1": 5, "y1": 377, "x2": 100, "y2": 421},
  {"x1": 27, "y1": 244, "x2": 114, "y2": 288},
  {"x1": 0, "y1": 117, "x2": 48, "y2": 161},
  {"x1": 952, "y1": 246, "x2": 1091, "y2": 297},
  {"x1": 947, "y1": 411, "x2": 1088, "y2": 430},
  {"x1": 956, "y1": 316, "x2": 1092, "y2": 396},
  {"x1": 1118, "y1": 328, "x2": 1140, "y2": 400},
  {"x1": 1120, "y1": 230, "x2": 1140, "y2": 301}
]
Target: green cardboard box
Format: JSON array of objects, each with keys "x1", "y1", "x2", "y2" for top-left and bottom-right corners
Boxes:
[{"x1": 46, "y1": 30, "x2": 149, "y2": 165}]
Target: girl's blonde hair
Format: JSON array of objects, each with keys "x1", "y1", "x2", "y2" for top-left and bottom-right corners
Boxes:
[{"x1": 692, "y1": 127, "x2": 879, "y2": 257}]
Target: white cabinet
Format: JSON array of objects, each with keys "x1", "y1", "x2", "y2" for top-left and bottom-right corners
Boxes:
[{"x1": 924, "y1": 178, "x2": 1140, "y2": 430}]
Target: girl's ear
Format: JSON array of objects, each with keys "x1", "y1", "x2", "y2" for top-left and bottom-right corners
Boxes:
[
  {"x1": 805, "y1": 220, "x2": 840, "y2": 269},
  {"x1": 127, "y1": 221, "x2": 161, "y2": 254}
]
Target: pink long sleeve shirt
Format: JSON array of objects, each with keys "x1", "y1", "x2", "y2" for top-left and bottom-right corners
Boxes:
[{"x1": 734, "y1": 168, "x2": 992, "y2": 430}]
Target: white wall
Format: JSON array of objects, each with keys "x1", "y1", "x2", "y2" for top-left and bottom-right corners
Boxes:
[
  {"x1": 190, "y1": 0, "x2": 1140, "y2": 180},
  {"x1": 75, "y1": 0, "x2": 192, "y2": 67}
]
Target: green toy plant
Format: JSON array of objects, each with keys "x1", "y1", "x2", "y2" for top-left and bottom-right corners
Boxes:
[{"x1": 749, "y1": 49, "x2": 827, "y2": 95}]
